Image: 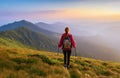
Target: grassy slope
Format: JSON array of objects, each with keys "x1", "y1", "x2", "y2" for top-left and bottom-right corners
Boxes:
[
  {"x1": 0, "y1": 27, "x2": 57, "y2": 51},
  {"x1": 0, "y1": 37, "x2": 31, "y2": 49},
  {"x1": 0, "y1": 48, "x2": 120, "y2": 78},
  {"x1": 0, "y1": 38, "x2": 120, "y2": 78}
]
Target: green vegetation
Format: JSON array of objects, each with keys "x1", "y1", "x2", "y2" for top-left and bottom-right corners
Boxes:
[
  {"x1": 0, "y1": 36, "x2": 120, "y2": 78},
  {"x1": 29, "y1": 54, "x2": 59, "y2": 65},
  {"x1": 0, "y1": 37, "x2": 27, "y2": 48},
  {"x1": 0, "y1": 45, "x2": 120, "y2": 78},
  {"x1": 0, "y1": 27, "x2": 57, "y2": 51}
]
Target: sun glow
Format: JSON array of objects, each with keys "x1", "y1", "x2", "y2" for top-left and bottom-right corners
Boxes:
[
  {"x1": 59, "y1": 8, "x2": 120, "y2": 19},
  {"x1": 32, "y1": 8, "x2": 120, "y2": 20}
]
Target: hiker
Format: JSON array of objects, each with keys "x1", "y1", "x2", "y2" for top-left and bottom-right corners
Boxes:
[{"x1": 58, "y1": 27, "x2": 76, "y2": 69}]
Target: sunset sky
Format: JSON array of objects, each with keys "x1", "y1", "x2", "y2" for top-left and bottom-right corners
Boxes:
[{"x1": 0, "y1": 0, "x2": 120, "y2": 25}]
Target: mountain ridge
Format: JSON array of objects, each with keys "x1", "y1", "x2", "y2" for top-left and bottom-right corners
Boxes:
[
  {"x1": 0, "y1": 26, "x2": 57, "y2": 51},
  {"x1": 0, "y1": 20, "x2": 58, "y2": 38}
]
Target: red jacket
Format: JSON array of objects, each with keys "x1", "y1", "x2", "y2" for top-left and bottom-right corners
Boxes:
[{"x1": 58, "y1": 33, "x2": 76, "y2": 50}]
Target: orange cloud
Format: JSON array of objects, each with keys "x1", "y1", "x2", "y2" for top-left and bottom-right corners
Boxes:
[
  {"x1": 63, "y1": 8, "x2": 120, "y2": 19},
  {"x1": 18, "y1": 9, "x2": 120, "y2": 21}
]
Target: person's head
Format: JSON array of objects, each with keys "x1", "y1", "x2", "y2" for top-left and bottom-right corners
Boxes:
[{"x1": 65, "y1": 27, "x2": 70, "y2": 34}]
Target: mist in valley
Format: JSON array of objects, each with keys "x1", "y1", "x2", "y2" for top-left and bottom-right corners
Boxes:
[
  {"x1": 42, "y1": 20, "x2": 120, "y2": 62},
  {"x1": 69, "y1": 20, "x2": 120, "y2": 62}
]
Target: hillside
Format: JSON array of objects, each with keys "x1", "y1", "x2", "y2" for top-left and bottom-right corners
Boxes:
[
  {"x1": 0, "y1": 37, "x2": 29, "y2": 49},
  {"x1": 0, "y1": 27, "x2": 57, "y2": 51},
  {"x1": 0, "y1": 40, "x2": 120, "y2": 78},
  {"x1": 0, "y1": 20, "x2": 58, "y2": 38}
]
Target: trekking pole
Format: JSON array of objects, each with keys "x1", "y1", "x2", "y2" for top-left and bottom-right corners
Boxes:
[
  {"x1": 75, "y1": 48, "x2": 77, "y2": 59},
  {"x1": 56, "y1": 42, "x2": 59, "y2": 58},
  {"x1": 57, "y1": 47, "x2": 59, "y2": 55},
  {"x1": 57, "y1": 41, "x2": 59, "y2": 55}
]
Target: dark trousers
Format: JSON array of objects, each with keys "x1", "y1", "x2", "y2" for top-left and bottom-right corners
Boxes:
[{"x1": 63, "y1": 50, "x2": 71, "y2": 66}]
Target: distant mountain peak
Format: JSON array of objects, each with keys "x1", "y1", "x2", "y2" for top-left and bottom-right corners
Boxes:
[
  {"x1": 16, "y1": 20, "x2": 33, "y2": 24},
  {"x1": 36, "y1": 22, "x2": 50, "y2": 26},
  {"x1": 0, "y1": 20, "x2": 58, "y2": 39},
  {"x1": 0, "y1": 20, "x2": 36, "y2": 32},
  {"x1": 13, "y1": 20, "x2": 29, "y2": 24},
  {"x1": 20, "y1": 19, "x2": 27, "y2": 22},
  {"x1": 19, "y1": 20, "x2": 34, "y2": 24}
]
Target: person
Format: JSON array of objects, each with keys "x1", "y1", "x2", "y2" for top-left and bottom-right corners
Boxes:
[{"x1": 58, "y1": 27, "x2": 76, "y2": 69}]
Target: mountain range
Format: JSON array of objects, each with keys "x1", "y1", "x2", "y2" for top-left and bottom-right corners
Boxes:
[
  {"x1": 0, "y1": 20, "x2": 120, "y2": 62},
  {"x1": 0, "y1": 20, "x2": 58, "y2": 52},
  {"x1": 0, "y1": 20, "x2": 58, "y2": 37}
]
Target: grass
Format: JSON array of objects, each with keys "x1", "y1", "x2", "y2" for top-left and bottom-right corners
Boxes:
[
  {"x1": 28, "y1": 54, "x2": 59, "y2": 65},
  {"x1": 0, "y1": 45, "x2": 120, "y2": 78},
  {"x1": 29, "y1": 67, "x2": 47, "y2": 76},
  {"x1": 0, "y1": 37, "x2": 27, "y2": 49},
  {"x1": 11, "y1": 58, "x2": 38, "y2": 64},
  {"x1": 70, "y1": 70, "x2": 81, "y2": 78}
]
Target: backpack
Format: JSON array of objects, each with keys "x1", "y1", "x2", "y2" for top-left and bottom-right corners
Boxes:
[{"x1": 63, "y1": 36, "x2": 72, "y2": 49}]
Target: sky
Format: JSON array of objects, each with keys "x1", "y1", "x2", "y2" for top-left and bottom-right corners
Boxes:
[{"x1": 0, "y1": 0, "x2": 120, "y2": 25}]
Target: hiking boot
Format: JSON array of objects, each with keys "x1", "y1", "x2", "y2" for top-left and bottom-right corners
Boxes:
[
  {"x1": 67, "y1": 65, "x2": 70, "y2": 69},
  {"x1": 64, "y1": 64, "x2": 67, "y2": 68}
]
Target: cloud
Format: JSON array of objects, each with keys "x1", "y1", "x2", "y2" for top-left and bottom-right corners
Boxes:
[{"x1": 1, "y1": 9, "x2": 120, "y2": 21}]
